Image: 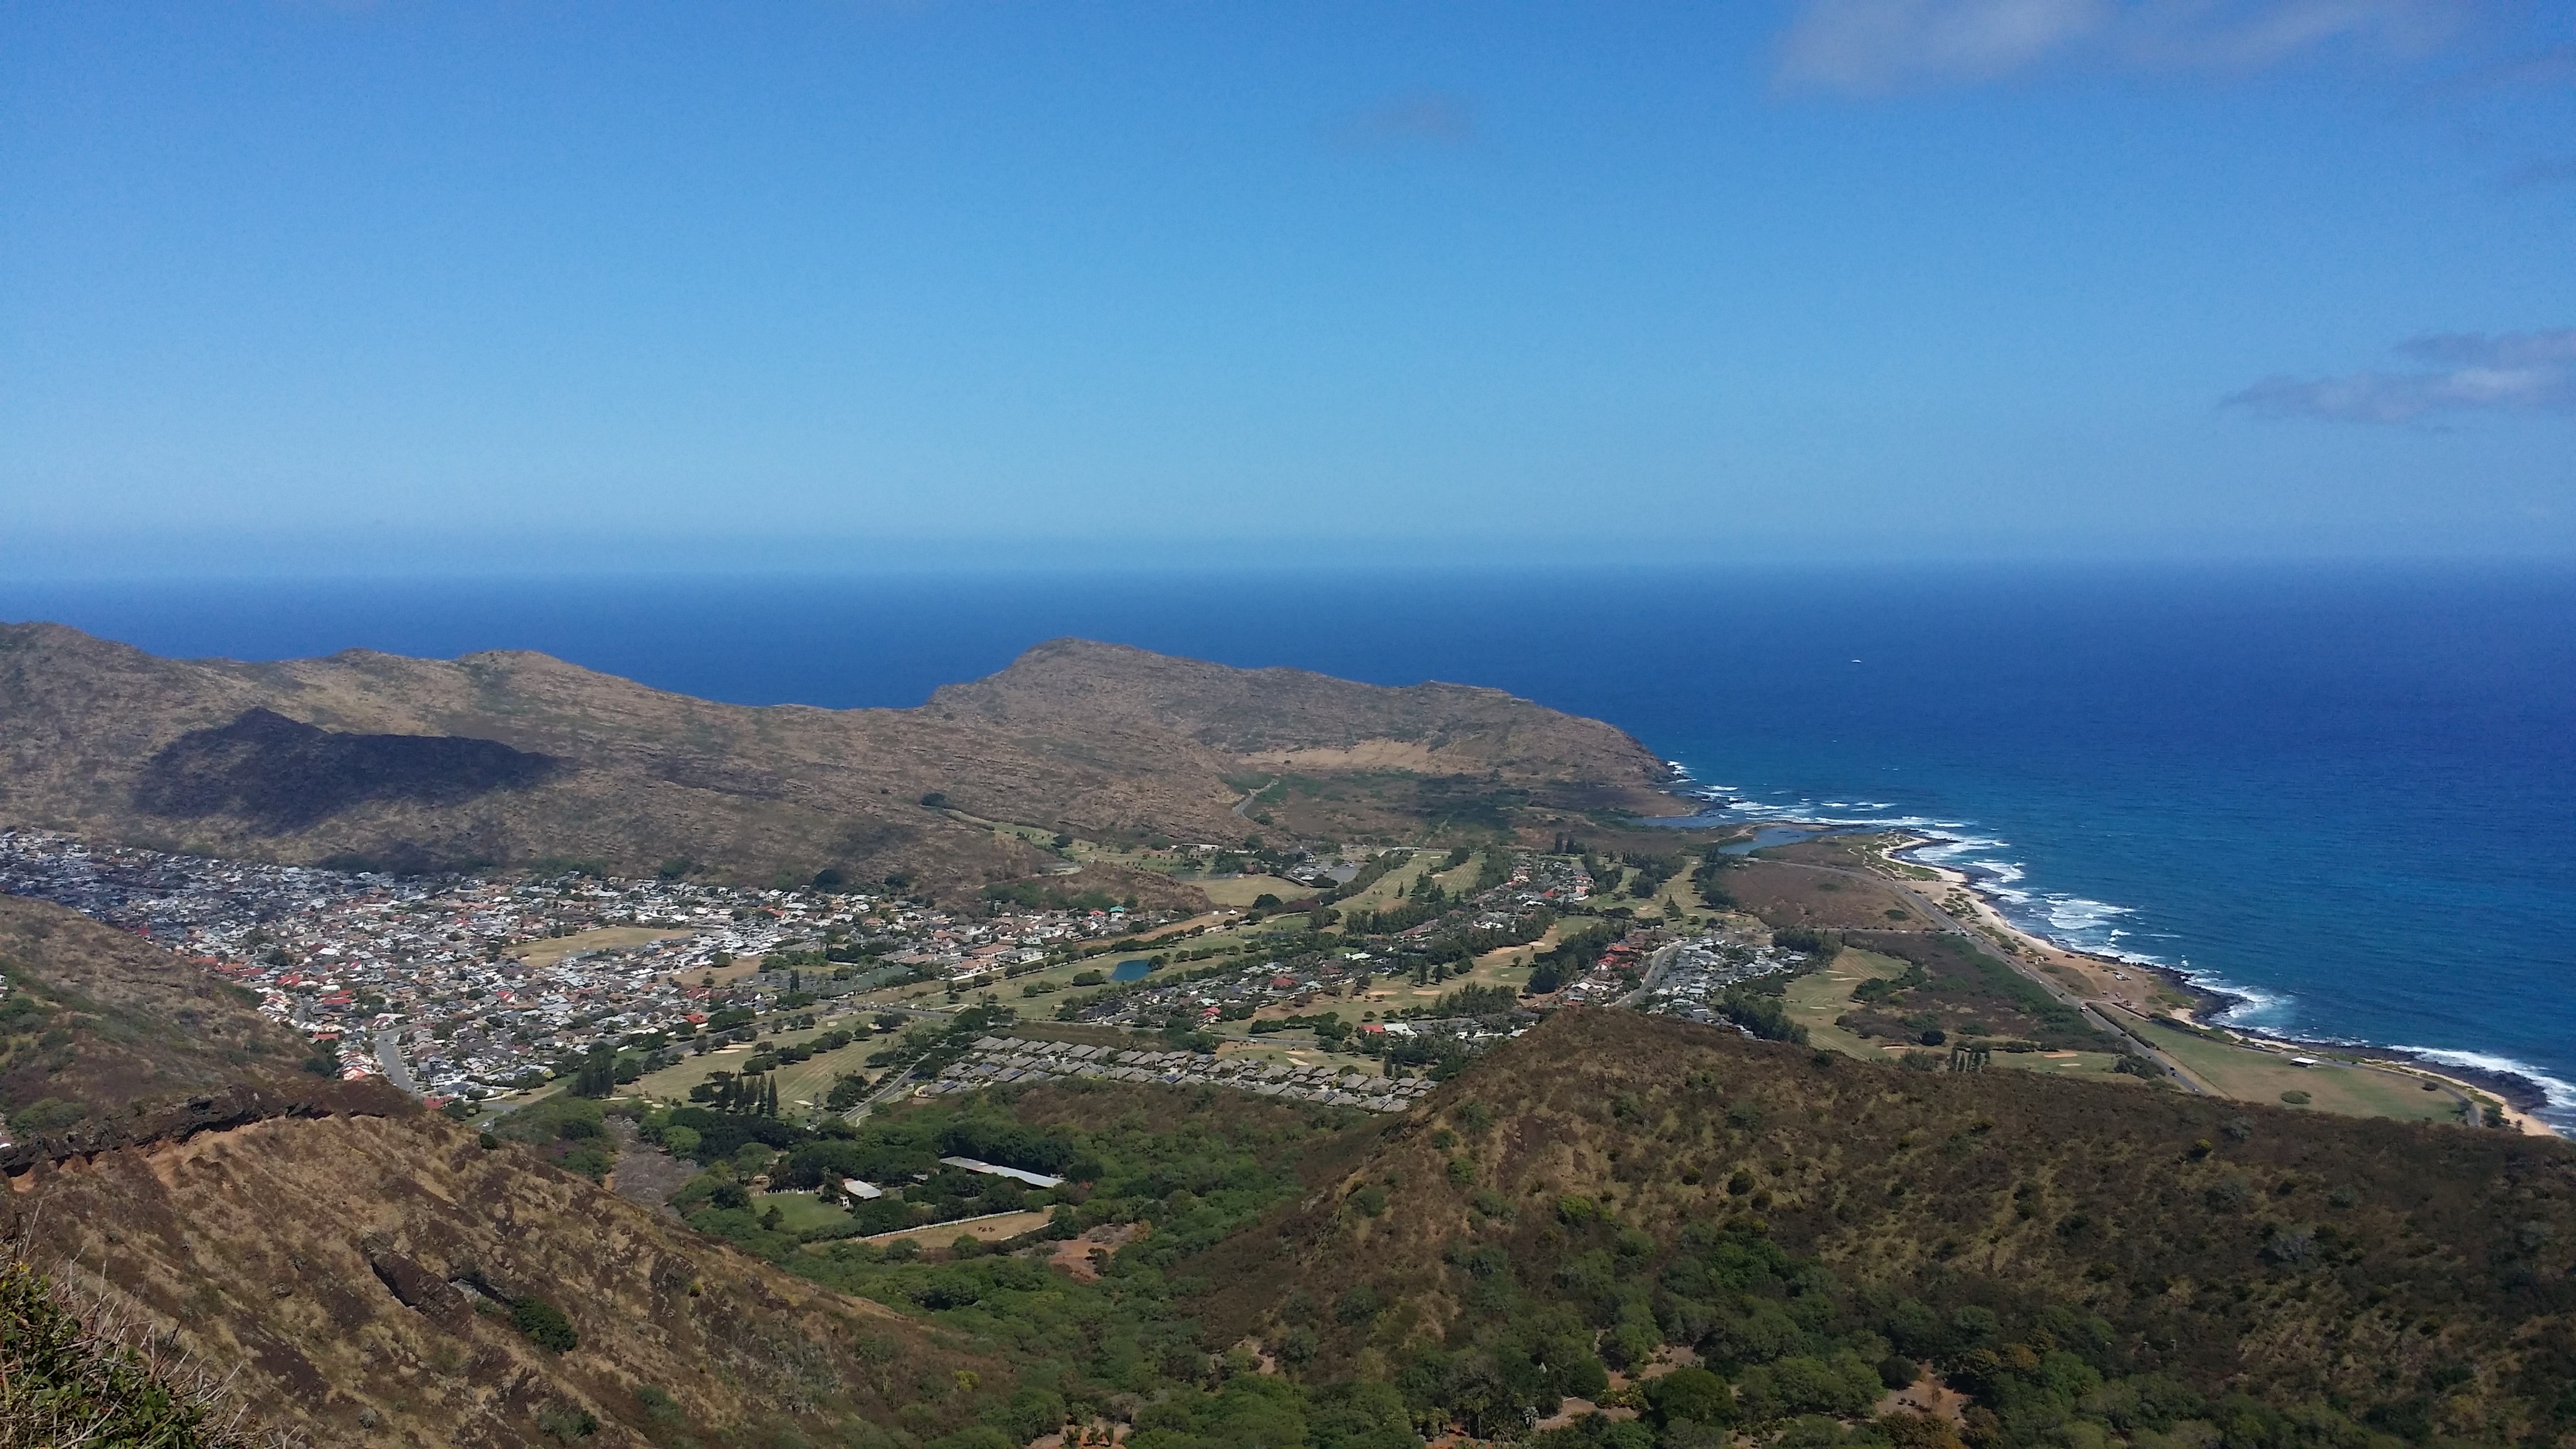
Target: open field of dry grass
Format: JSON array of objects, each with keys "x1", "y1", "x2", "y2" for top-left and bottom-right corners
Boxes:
[{"x1": 504, "y1": 924, "x2": 696, "y2": 969}]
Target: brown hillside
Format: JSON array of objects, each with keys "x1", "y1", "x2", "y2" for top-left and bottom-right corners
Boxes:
[
  {"x1": 0, "y1": 892, "x2": 993, "y2": 1448},
  {"x1": 0, "y1": 624, "x2": 1672, "y2": 895},
  {"x1": 1189, "y1": 1008, "x2": 2576, "y2": 1436},
  {"x1": 0, "y1": 892, "x2": 383, "y2": 1160},
  {"x1": 13, "y1": 1111, "x2": 993, "y2": 1449},
  {"x1": 930, "y1": 639, "x2": 1669, "y2": 803}
]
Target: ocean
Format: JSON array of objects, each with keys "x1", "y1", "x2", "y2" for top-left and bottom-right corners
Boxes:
[{"x1": 8, "y1": 562, "x2": 2574, "y2": 1128}]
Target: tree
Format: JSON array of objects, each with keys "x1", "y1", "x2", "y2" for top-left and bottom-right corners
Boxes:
[
  {"x1": 1646, "y1": 1367, "x2": 1736, "y2": 1428},
  {"x1": 569, "y1": 1047, "x2": 617, "y2": 1098}
]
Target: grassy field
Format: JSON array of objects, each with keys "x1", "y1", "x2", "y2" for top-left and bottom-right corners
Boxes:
[
  {"x1": 628, "y1": 1017, "x2": 888, "y2": 1112},
  {"x1": 1783, "y1": 947, "x2": 1909, "y2": 1057},
  {"x1": 1787, "y1": 947, "x2": 2139, "y2": 1082},
  {"x1": 507, "y1": 925, "x2": 697, "y2": 969},
  {"x1": 1994, "y1": 1048, "x2": 2142, "y2": 1080},
  {"x1": 2122, "y1": 1013, "x2": 2467, "y2": 1123},
  {"x1": 1724, "y1": 859, "x2": 1932, "y2": 931},
  {"x1": 1330, "y1": 851, "x2": 1439, "y2": 913},
  {"x1": 1188, "y1": 874, "x2": 1316, "y2": 908},
  {"x1": 1430, "y1": 853, "x2": 1489, "y2": 895},
  {"x1": 1354, "y1": 962, "x2": 1531, "y2": 1018},
  {"x1": 754, "y1": 1190, "x2": 859, "y2": 1234},
  {"x1": 1239, "y1": 920, "x2": 1542, "y2": 1030}
]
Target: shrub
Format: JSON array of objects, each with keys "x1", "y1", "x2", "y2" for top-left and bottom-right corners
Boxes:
[
  {"x1": 511, "y1": 1296, "x2": 578, "y2": 1352},
  {"x1": 10, "y1": 1098, "x2": 86, "y2": 1134},
  {"x1": 636, "y1": 1385, "x2": 684, "y2": 1425}
]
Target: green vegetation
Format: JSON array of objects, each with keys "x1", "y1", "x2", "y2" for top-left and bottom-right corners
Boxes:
[
  {"x1": 488, "y1": 1091, "x2": 619, "y2": 1181},
  {"x1": 1184, "y1": 1010, "x2": 2576, "y2": 1448},
  {"x1": 654, "y1": 1080, "x2": 1383, "y2": 1448},
  {"x1": 0, "y1": 1237, "x2": 267, "y2": 1447},
  {"x1": 510, "y1": 1294, "x2": 580, "y2": 1352},
  {"x1": 1831, "y1": 932, "x2": 2111, "y2": 1053},
  {"x1": 984, "y1": 880, "x2": 1121, "y2": 912},
  {"x1": 9, "y1": 1096, "x2": 87, "y2": 1133},
  {"x1": 1526, "y1": 919, "x2": 1625, "y2": 995}
]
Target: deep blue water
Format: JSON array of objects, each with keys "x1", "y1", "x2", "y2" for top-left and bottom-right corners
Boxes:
[{"x1": 7, "y1": 563, "x2": 2574, "y2": 1124}]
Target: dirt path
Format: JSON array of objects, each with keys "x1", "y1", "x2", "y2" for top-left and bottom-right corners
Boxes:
[{"x1": 603, "y1": 1118, "x2": 699, "y2": 1212}]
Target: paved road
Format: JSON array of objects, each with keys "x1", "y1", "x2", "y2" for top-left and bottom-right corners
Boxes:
[
  {"x1": 841, "y1": 1064, "x2": 925, "y2": 1125},
  {"x1": 374, "y1": 1026, "x2": 424, "y2": 1097},
  {"x1": 1616, "y1": 942, "x2": 1684, "y2": 1010},
  {"x1": 1759, "y1": 859, "x2": 2212, "y2": 1094},
  {"x1": 1232, "y1": 778, "x2": 1277, "y2": 820}
]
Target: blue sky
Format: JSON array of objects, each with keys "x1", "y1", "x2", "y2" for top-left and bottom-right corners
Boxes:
[{"x1": 4, "y1": 1, "x2": 2572, "y2": 573}]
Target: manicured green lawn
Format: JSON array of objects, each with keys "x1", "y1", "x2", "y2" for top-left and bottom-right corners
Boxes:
[
  {"x1": 2127, "y1": 1017, "x2": 2466, "y2": 1123},
  {"x1": 753, "y1": 1191, "x2": 859, "y2": 1234}
]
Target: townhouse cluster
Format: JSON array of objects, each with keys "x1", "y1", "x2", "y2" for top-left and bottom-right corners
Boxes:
[
  {"x1": 1633, "y1": 929, "x2": 1810, "y2": 1025},
  {"x1": 924, "y1": 1035, "x2": 1435, "y2": 1113}
]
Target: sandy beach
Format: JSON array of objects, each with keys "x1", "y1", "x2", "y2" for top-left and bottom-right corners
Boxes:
[{"x1": 1874, "y1": 833, "x2": 2554, "y2": 1136}]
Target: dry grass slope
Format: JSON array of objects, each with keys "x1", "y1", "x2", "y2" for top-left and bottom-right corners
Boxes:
[
  {"x1": 0, "y1": 894, "x2": 997, "y2": 1448},
  {"x1": 14, "y1": 1111, "x2": 995, "y2": 1448}
]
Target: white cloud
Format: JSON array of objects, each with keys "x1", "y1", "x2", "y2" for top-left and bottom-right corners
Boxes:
[
  {"x1": 1777, "y1": 0, "x2": 2110, "y2": 92},
  {"x1": 2226, "y1": 329, "x2": 2576, "y2": 423},
  {"x1": 1776, "y1": 0, "x2": 2467, "y2": 93}
]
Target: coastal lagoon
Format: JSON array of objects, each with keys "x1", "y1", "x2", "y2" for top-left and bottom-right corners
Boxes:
[{"x1": 10, "y1": 561, "x2": 2572, "y2": 1127}]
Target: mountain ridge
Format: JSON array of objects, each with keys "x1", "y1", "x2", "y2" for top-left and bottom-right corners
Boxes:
[{"x1": 0, "y1": 624, "x2": 1675, "y2": 895}]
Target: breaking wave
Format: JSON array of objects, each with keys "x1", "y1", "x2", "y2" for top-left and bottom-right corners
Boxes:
[{"x1": 2393, "y1": 1048, "x2": 2576, "y2": 1129}]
